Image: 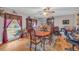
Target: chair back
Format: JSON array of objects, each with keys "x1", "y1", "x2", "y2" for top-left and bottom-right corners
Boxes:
[
  {"x1": 54, "y1": 26, "x2": 59, "y2": 32},
  {"x1": 30, "y1": 29, "x2": 36, "y2": 41},
  {"x1": 63, "y1": 29, "x2": 68, "y2": 36},
  {"x1": 68, "y1": 33, "x2": 79, "y2": 45}
]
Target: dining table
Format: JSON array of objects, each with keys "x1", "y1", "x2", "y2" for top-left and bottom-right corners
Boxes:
[
  {"x1": 35, "y1": 25, "x2": 51, "y2": 37},
  {"x1": 35, "y1": 30, "x2": 51, "y2": 37},
  {"x1": 34, "y1": 27, "x2": 51, "y2": 50}
]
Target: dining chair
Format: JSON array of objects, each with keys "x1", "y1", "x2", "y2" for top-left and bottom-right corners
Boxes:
[
  {"x1": 61, "y1": 29, "x2": 71, "y2": 50},
  {"x1": 65, "y1": 32, "x2": 79, "y2": 51},
  {"x1": 42, "y1": 26, "x2": 53, "y2": 48},
  {"x1": 22, "y1": 29, "x2": 28, "y2": 38},
  {"x1": 54, "y1": 27, "x2": 61, "y2": 36},
  {"x1": 44, "y1": 25, "x2": 55, "y2": 48},
  {"x1": 68, "y1": 34, "x2": 79, "y2": 50},
  {"x1": 30, "y1": 29, "x2": 42, "y2": 51}
]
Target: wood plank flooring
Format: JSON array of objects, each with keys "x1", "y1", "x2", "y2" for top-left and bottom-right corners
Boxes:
[{"x1": 0, "y1": 35, "x2": 79, "y2": 51}]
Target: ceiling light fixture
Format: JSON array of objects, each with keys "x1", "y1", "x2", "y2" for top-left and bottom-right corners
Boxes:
[{"x1": 42, "y1": 7, "x2": 55, "y2": 18}]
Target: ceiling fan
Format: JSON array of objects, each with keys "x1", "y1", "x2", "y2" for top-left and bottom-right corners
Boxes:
[
  {"x1": 43, "y1": 7, "x2": 55, "y2": 13},
  {"x1": 35, "y1": 7, "x2": 55, "y2": 18}
]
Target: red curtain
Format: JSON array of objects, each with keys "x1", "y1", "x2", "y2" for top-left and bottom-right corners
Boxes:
[
  {"x1": 6, "y1": 19, "x2": 12, "y2": 28},
  {"x1": 3, "y1": 13, "x2": 22, "y2": 43},
  {"x1": 3, "y1": 13, "x2": 8, "y2": 43},
  {"x1": 3, "y1": 14, "x2": 13, "y2": 43},
  {"x1": 17, "y1": 16, "x2": 22, "y2": 37}
]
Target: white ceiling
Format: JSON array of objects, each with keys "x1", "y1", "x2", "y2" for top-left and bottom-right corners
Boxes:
[{"x1": 3, "y1": 7, "x2": 79, "y2": 18}]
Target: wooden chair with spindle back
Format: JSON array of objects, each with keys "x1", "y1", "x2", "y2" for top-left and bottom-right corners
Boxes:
[{"x1": 30, "y1": 29, "x2": 42, "y2": 51}]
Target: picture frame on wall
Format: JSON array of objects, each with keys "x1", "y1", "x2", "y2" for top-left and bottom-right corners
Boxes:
[{"x1": 63, "y1": 20, "x2": 69, "y2": 24}]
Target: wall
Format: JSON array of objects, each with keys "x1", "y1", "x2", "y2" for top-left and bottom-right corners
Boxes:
[
  {"x1": 1, "y1": 7, "x2": 27, "y2": 29},
  {"x1": 22, "y1": 15, "x2": 27, "y2": 29},
  {"x1": 0, "y1": 16, "x2": 4, "y2": 44},
  {"x1": 37, "y1": 18, "x2": 46, "y2": 24},
  {"x1": 54, "y1": 14, "x2": 77, "y2": 28}
]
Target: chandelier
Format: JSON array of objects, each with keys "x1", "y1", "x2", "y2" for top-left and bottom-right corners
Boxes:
[{"x1": 42, "y1": 7, "x2": 55, "y2": 18}]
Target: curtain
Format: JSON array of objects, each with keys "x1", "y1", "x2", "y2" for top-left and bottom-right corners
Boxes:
[
  {"x1": 17, "y1": 16, "x2": 22, "y2": 37},
  {"x1": 3, "y1": 13, "x2": 22, "y2": 43},
  {"x1": 6, "y1": 19, "x2": 12, "y2": 28},
  {"x1": 3, "y1": 14, "x2": 13, "y2": 43},
  {"x1": 3, "y1": 14, "x2": 8, "y2": 43}
]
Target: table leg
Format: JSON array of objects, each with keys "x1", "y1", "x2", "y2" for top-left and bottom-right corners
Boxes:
[
  {"x1": 35, "y1": 44, "x2": 37, "y2": 51},
  {"x1": 30, "y1": 42, "x2": 32, "y2": 51},
  {"x1": 72, "y1": 45, "x2": 75, "y2": 51}
]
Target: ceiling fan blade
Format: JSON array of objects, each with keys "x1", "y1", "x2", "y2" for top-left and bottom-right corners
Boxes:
[{"x1": 51, "y1": 11, "x2": 55, "y2": 13}]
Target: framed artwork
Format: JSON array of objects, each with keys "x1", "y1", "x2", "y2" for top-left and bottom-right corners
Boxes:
[{"x1": 63, "y1": 20, "x2": 69, "y2": 24}]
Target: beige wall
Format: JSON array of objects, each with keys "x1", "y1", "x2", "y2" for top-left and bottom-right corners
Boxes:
[
  {"x1": 0, "y1": 16, "x2": 4, "y2": 44},
  {"x1": 2, "y1": 8, "x2": 27, "y2": 29},
  {"x1": 54, "y1": 14, "x2": 77, "y2": 28}
]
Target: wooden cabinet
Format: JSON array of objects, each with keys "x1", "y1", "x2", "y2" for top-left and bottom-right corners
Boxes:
[{"x1": 26, "y1": 17, "x2": 37, "y2": 30}]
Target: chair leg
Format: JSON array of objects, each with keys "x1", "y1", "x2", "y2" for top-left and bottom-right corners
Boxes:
[
  {"x1": 30, "y1": 42, "x2": 32, "y2": 51},
  {"x1": 35, "y1": 44, "x2": 37, "y2": 51},
  {"x1": 41, "y1": 42, "x2": 42, "y2": 48},
  {"x1": 43, "y1": 39, "x2": 46, "y2": 51},
  {"x1": 40, "y1": 38, "x2": 43, "y2": 48},
  {"x1": 72, "y1": 45, "x2": 75, "y2": 51},
  {"x1": 48, "y1": 35, "x2": 53, "y2": 45},
  {"x1": 43, "y1": 44, "x2": 45, "y2": 51}
]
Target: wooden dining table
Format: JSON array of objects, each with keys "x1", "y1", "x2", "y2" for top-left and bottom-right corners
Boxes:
[
  {"x1": 35, "y1": 29, "x2": 51, "y2": 50},
  {"x1": 35, "y1": 25, "x2": 51, "y2": 37},
  {"x1": 35, "y1": 30, "x2": 51, "y2": 37}
]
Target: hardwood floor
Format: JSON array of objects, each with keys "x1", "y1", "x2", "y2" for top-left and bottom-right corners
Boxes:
[
  {"x1": 0, "y1": 38, "x2": 30, "y2": 51},
  {"x1": 0, "y1": 35, "x2": 79, "y2": 51},
  {"x1": 54, "y1": 35, "x2": 79, "y2": 51}
]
